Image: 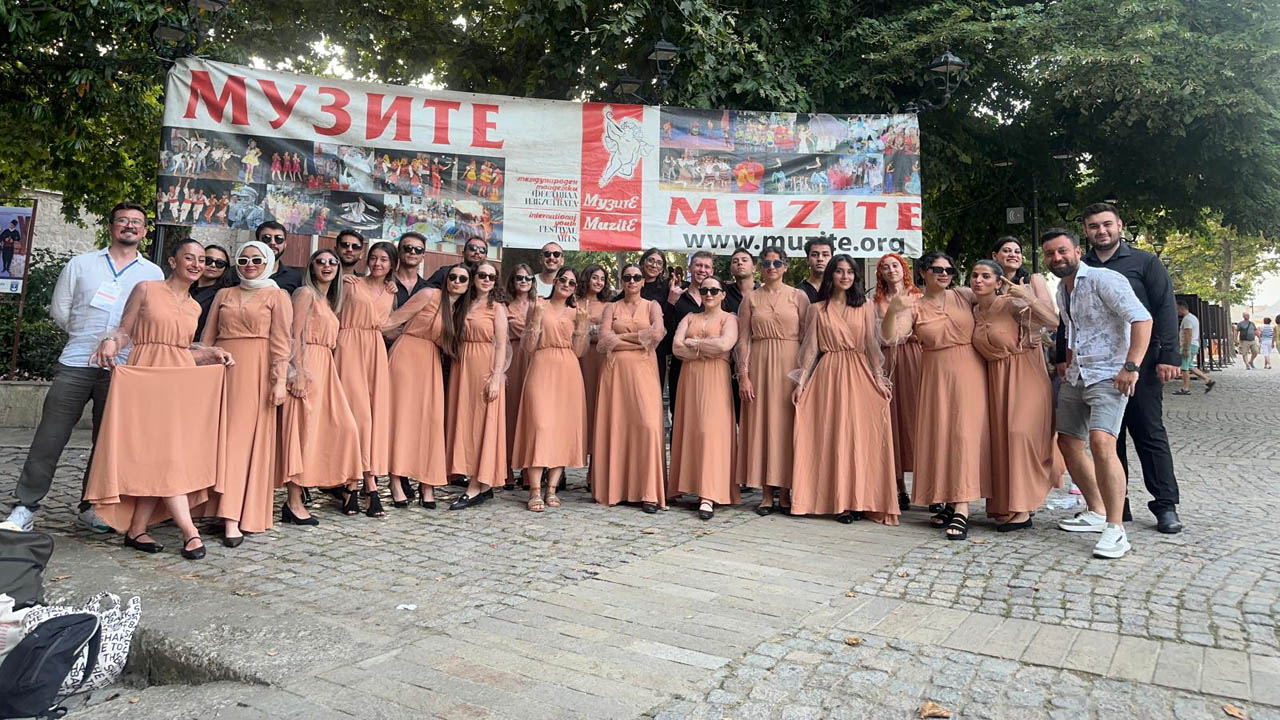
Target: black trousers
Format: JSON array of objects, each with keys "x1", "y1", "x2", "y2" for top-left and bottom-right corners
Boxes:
[{"x1": 1117, "y1": 366, "x2": 1180, "y2": 514}]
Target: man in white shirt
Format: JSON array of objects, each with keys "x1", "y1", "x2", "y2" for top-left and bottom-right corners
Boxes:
[
  {"x1": 534, "y1": 241, "x2": 564, "y2": 297},
  {"x1": 1175, "y1": 301, "x2": 1215, "y2": 394},
  {"x1": 5, "y1": 203, "x2": 163, "y2": 533}
]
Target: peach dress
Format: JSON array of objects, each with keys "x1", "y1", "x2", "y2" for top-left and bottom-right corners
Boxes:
[
  {"x1": 591, "y1": 299, "x2": 667, "y2": 507},
  {"x1": 86, "y1": 281, "x2": 225, "y2": 532},
  {"x1": 790, "y1": 302, "x2": 898, "y2": 523},
  {"x1": 512, "y1": 304, "x2": 587, "y2": 469},
  {"x1": 669, "y1": 312, "x2": 739, "y2": 505},
  {"x1": 735, "y1": 286, "x2": 808, "y2": 489},
  {"x1": 279, "y1": 288, "x2": 363, "y2": 488},
  {"x1": 201, "y1": 286, "x2": 292, "y2": 533},
  {"x1": 504, "y1": 299, "x2": 532, "y2": 473},
  {"x1": 876, "y1": 297, "x2": 923, "y2": 479},
  {"x1": 910, "y1": 289, "x2": 991, "y2": 504},
  {"x1": 446, "y1": 302, "x2": 508, "y2": 485},
  {"x1": 336, "y1": 279, "x2": 393, "y2": 476},
  {"x1": 578, "y1": 297, "x2": 608, "y2": 452},
  {"x1": 384, "y1": 289, "x2": 448, "y2": 486},
  {"x1": 973, "y1": 296, "x2": 1054, "y2": 514}
]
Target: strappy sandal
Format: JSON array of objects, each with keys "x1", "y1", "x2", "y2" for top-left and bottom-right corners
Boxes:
[
  {"x1": 340, "y1": 489, "x2": 360, "y2": 516},
  {"x1": 364, "y1": 490, "x2": 385, "y2": 518},
  {"x1": 527, "y1": 495, "x2": 545, "y2": 513},
  {"x1": 545, "y1": 492, "x2": 562, "y2": 508},
  {"x1": 946, "y1": 513, "x2": 969, "y2": 541},
  {"x1": 930, "y1": 505, "x2": 955, "y2": 528}
]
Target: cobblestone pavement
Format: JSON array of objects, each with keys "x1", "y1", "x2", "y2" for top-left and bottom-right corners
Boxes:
[{"x1": 1, "y1": 365, "x2": 1276, "y2": 719}]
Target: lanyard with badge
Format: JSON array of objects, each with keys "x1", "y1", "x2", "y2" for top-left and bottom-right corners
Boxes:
[{"x1": 89, "y1": 255, "x2": 139, "y2": 312}]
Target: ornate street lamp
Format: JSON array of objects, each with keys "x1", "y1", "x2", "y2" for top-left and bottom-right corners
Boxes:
[{"x1": 911, "y1": 50, "x2": 969, "y2": 111}]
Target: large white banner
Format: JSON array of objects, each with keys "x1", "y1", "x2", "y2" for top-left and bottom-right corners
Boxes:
[{"x1": 159, "y1": 58, "x2": 923, "y2": 256}]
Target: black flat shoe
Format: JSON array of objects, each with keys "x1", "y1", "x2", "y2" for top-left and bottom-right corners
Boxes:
[
  {"x1": 1155, "y1": 509, "x2": 1183, "y2": 534},
  {"x1": 995, "y1": 519, "x2": 1032, "y2": 533},
  {"x1": 755, "y1": 505, "x2": 775, "y2": 516},
  {"x1": 698, "y1": 501, "x2": 714, "y2": 520},
  {"x1": 281, "y1": 504, "x2": 319, "y2": 526},
  {"x1": 449, "y1": 492, "x2": 489, "y2": 511},
  {"x1": 642, "y1": 502, "x2": 658, "y2": 514},
  {"x1": 222, "y1": 534, "x2": 244, "y2": 548},
  {"x1": 835, "y1": 511, "x2": 855, "y2": 524},
  {"x1": 181, "y1": 536, "x2": 206, "y2": 560},
  {"x1": 124, "y1": 533, "x2": 164, "y2": 553},
  {"x1": 929, "y1": 503, "x2": 945, "y2": 514},
  {"x1": 898, "y1": 492, "x2": 911, "y2": 512},
  {"x1": 365, "y1": 491, "x2": 385, "y2": 518},
  {"x1": 481, "y1": 488, "x2": 494, "y2": 499}
]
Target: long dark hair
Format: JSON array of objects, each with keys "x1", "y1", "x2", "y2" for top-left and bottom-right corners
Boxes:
[
  {"x1": 201, "y1": 243, "x2": 234, "y2": 288},
  {"x1": 817, "y1": 254, "x2": 866, "y2": 307},
  {"x1": 548, "y1": 266, "x2": 578, "y2": 307},
  {"x1": 439, "y1": 264, "x2": 473, "y2": 358},
  {"x1": 472, "y1": 262, "x2": 497, "y2": 307},
  {"x1": 639, "y1": 247, "x2": 666, "y2": 281},
  {"x1": 304, "y1": 248, "x2": 345, "y2": 312},
  {"x1": 504, "y1": 262, "x2": 536, "y2": 303},
  {"x1": 991, "y1": 236, "x2": 1031, "y2": 284},
  {"x1": 366, "y1": 241, "x2": 398, "y2": 278},
  {"x1": 576, "y1": 263, "x2": 612, "y2": 302},
  {"x1": 619, "y1": 262, "x2": 644, "y2": 296}
]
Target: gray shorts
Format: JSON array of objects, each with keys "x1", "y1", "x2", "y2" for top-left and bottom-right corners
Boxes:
[{"x1": 1056, "y1": 379, "x2": 1129, "y2": 439}]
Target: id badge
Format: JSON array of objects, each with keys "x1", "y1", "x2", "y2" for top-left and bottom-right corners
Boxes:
[{"x1": 90, "y1": 280, "x2": 122, "y2": 312}]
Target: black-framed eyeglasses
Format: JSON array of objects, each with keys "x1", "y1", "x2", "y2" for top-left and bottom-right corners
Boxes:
[
  {"x1": 556, "y1": 276, "x2": 577, "y2": 287},
  {"x1": 112, "y1": 217, "x2": 147, "y2": 227},
  {"x1": 314, "y1": 257, "x2": 340, "y2": 267},
  {"x1": 542, "y1": 250, "x2": 562, "y2": 259},
  {"x1": 622, "y1": 273, "x2": 644, "y2": 283},
  {"x1": 513, "y1": 274, "x2": 533, "y2": 283},
  {"x1": 447, "y1": 273, "x2": 469, "y2": 283},
  {"x1": 236, "y1": 256, "x2": 268, "y2": 266},
  {"x1": 338, "y1": 241, "x2": 363, "y2": 250},
  {"x1": 474, "y1": 272, "x2": 497, "y2": 281},
  {"x1": 260, "y1": 234, "x2": 286, "y2": 244},
  {"x1": 760, "y1": 260, "x2": 786, "y2": 269},
  {"x1": 464, "y1": 244, "x2": 486, "y2": 254},
  {"x1": 927, "y1": 266, "x2": 957, "y2": 276},
  {"x1": 399, "y1": 245, "x2": 425, "y2": 255},
  {"x1": 698, "y1": 287, "x2": 724, "y2": 296},
  {"x1": 203, "y1": 257, "x2": 228, "y2": 269}
]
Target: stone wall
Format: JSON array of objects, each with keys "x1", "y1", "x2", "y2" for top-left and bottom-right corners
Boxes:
[{"x1": 0, "y1": 381, "x2": 91, "y2": 428}]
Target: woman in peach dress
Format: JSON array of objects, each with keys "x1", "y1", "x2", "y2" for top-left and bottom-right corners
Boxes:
[
  {"x1": 335, "y1": 241, "x2": 396, "y2": 516},
  {"x1": 735, "y1": 246, "x2": 808, "y2": 514},
  {"x1": 200, "y1": 240, "x2": 291, "y2": 546},
  {"x1": 882, "y1": 250, "x2": 989, "y2": 540},
  {"x1": 446, "y1": 262, "x2": 509, "y2": 510},
  {"x1": 592, "y1": 263, "x2": 667, "y2": 513},
  {"x1": 383, "y1": 267, "x2": 470, "y2": 509},
  {"x1": 670, "y1": 277, "x2": 739, "y2": 520},
  {"x1": 512, "y1": 267, "x2": 590, "y2": 511},
  {"x1": 790, "y1": 255, "x2": 898, "y2": 525},
  {"x1": 280, "y1": 249, "x2": 363, "y2": 521},
  {"x1": 970, "y1": 260, "x2": 1058, "y2": 532},
  {"x1": 85, "y1": 239, "x2": 235, "y2": 560},
  {"x1": 576, "y1": 263, "x2": 611, "y2": 487},
  {"x1": 503, "y1": 264, "x2": 535, "y2": 490},
  {"x1": 874, "y1": 252, "x2": 923, "y2": 511}
]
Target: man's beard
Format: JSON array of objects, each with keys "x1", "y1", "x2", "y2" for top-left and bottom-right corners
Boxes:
[
  {"x1": 1049, "y1": 261, "x2": 1077, "y2": 278},
  {"x1": 1092, "y1": 233, "x2": 1120, "y2": 250},
  {"x1": 116, "y1": 236, "x2": 140, "y2": 246},
  {"x1": 340, "y1": 259, "x2": 358, "y2": 268}
]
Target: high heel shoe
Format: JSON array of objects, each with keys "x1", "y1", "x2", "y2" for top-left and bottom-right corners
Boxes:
[
  {"x1": 124, "y1": 533, "x2": 164, "y2": 553},
  {"x1": 391, "y1": 477, "x2": 413, "y2": 508},
  {"x1": 281, "y1": 503, "x2": 319, "y2": 526},
  {"x1": 340, "y1": 489, "x2": 360, "y2": 516},
  {"x1": 418, "y1": 484, "x2": 436, "y2": 509},
  {"x1": 181, "y1": 536, "x2": 206, "y2": 560},
  {"x1": 365, "y1": 490, "x2": 385, "y2": 518}
]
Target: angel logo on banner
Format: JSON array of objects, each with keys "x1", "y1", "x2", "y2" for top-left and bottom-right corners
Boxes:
[{"x1": 599, "y1": 106, "x2": 652, "y2": 188}]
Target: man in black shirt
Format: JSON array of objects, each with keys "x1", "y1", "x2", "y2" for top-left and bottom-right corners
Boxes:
[
  {"x1": 799, "y1": 237, "x2": 833, "y2": 303},
  {"x1": 335, "y1": 229, "x2": 366, "y2": 276},
  {"x1": 724, "y1": 248, "x2": 759, "y2": 314},
  {"x1": 391, "y1": 231, "x2": 431, "y2": 307},
  {"x1": 426, "y1": 237, "x2": 488, "y2": 288},
  {"x1": 1070, "y1": 203, "x2": 1184, "y2": 533},
  {"x1": 254, "y1": 221, "x2": 303, "y2": 295},
  {"x1": 0, "y1": 219, "x2": 19, "y2": 276}
]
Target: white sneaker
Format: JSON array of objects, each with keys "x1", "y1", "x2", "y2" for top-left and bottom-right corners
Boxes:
[
  {"x1": 1057, "y1": 510, "x2": 1106, "y2": 533},
  {"x1": 78, "y1": 507, "x2": 112, "y2": 534},
  {"x1": 4, "y1": 505, "x2": 35, "y2": 532},
  {"x1": 1093, "y1": 524, "x2": 1131, "y2": 559}
]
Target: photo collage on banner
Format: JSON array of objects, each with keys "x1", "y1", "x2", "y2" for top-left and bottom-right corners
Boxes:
[
  {"x1": 156, "y1": 129, "x2": 505, "y2": 250},
  {"x1": 658, "y1": 110, "x2": 920, "y2": 197}
]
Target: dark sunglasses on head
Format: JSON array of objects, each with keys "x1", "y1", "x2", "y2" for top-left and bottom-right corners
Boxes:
[
  {"x1": 338, "y1": 241, "x2": 362, "y2": 250},
  {"x1": 465, "y1": 244, "x2": 486, "y2": 254},
  {"x1": 236, "y1": 256, "x2": 268, "y2": 266},
  {"x1": 475, "y1": 271, "x2": 497, "y2": 281},
  {"x1": 557, "y1": 276, "x2": 577, "y2": 287},
  {"x1": 513, "y1": 274, "x2": 533, "y2": 283},
  {"x1": 542, "y1": 250, "x2": 562, "y2": 259},
  {"x1": 399, "y1": 245, "x2": 425, "y2": 255},
  {"x1": 314, "y1": 257, "x2": 339, "y2": 267},
  {"x1": 698, "y1": 286, "x2": 724, "y2": 296},
  {"x1": 760, "y1": 260, "x2": 786, "y2": 269},
  {"x1": 447, "y1": 273, "x2": 469, "y2": 283},
  {"x1": 260, "y1": 234, "x2": 286, "y2": 243},
  {"x1": 927, "y1": 266, "x2": 957, "y2": 276},
  {"x1": 203, "y1": 257, "x2": 228, "y2": 269},
  {"x1": 622, "y1": 273, "x2": 644, "y2": 283}
]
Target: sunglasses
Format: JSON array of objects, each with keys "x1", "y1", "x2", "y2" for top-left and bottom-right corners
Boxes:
[
  {"x1": 927, "y1": 266, "x2": 957, "y2": 276},
  {"x1": 447, "y1": 273, "x2": 470, "y2": 283},
  {"x1": 314, "y1": 257, "x2": 340, "y2": 267},
  {"x1": 760, "y1": 260, "x2": 786, "y2": 269},
  {"x1": 556, "y1": 277, "x2": 577, "y2": 287},
  {"x1": 513, "y1": 274, "x2": 533, "y2": 283},
  {"x1": 622, "y1": 273, "x2": 644, "y2": 283},
  {"x1": 465, "y1": 244, "x2": 486, "y2": 254},
  {"x1": 698, "y1": 287, "x2": 724, "y2": 296},
  {"x1": 338, "y1": 241, "x2": 363, "y2": 250},
  {"x1": 475, "y1": 272, "x2": 497, "y2": 281},
  {"x1": 542, "y1": 250, "x2": 562, "y2": 259},
  {"x1": 203, "y1": 257, "x2": 228, "y2": 269},
  {"x1": 399, "y1": 245, "x2": 425, "y2": 255},
  {"x1": 236, "y1": 256, "x2": 268, "y2": 266},
  {"x1": 260, "y1": 234, "x2": 286, "y2": 243}
]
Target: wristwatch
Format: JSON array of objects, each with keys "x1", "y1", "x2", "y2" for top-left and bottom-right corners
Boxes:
[{"x1": 1123, "y1": 361, "x2": 1139, "y2": 372}]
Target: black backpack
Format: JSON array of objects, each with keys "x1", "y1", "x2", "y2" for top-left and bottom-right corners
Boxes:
[
  {"x1": 0, "y1": 529, "x2": 53, "y2": 609},
  {"x1": 0, "y1": 613, "x2": 101, "y2": 719}
]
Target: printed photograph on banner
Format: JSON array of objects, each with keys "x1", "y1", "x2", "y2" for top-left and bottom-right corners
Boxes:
[
  {"x1": 326, "y1": 191, "x2": 385, "y2": 238},
  {"x1": 0, "y1": 205, "x2": 34, "y2": 289},
  {"x1": 159, "y1": 128, "x2": 245, "y2": 182},
  {"x1": 659, "y1": 109, "x2": 733, "y2": 151},
  {"x1": 155, "y1": 177, "x2": 241, "y2": 227},
  {"x1": 369, "y1": 150, "x2": 456, "y2": 198},
  {"x1": 455, "y1": 155, "x2": 506, "y2": 203},
  {"x1": 659, "y1": 149, "x2": 735, "y2": 192},
  {"x1": 313, "y1": 143, "x2": 378, "y2": 192},
  {"x1": 384, "y1": 195, "x2": 452, "y2": 245},
  {"x1": 266, "y1": 185, "x2": 329, "y2": 235}
]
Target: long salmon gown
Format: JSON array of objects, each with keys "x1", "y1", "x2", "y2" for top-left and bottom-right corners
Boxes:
[
  {"x1": 972, "y1": 295, "x2": 1054, "y2": 515},
  {"x1": 201, "y1": 286, "x2": 292, "y2": 533},
  {"x1": 446, "y1": 302, "x2": 508, "y2": 485},
  {"x1": 578, "y1": 297, "x2": 608, "y2": 454},
  {"x1": 735, "y1": 286, "x2": 808, "y2": 489},
  {"x1": 591, "y1": 299, "x2": 667, "y2": 507},
  {"x1": 910, "y1": 289, "x2": 991, "y2": 504},
  {"x1": 669, "y1": 312, "x2": 740, "y2": 505},
  {"x1": 279, "y1": 288, "x2": 363, "y2": 488},
  {"x1": 876, "y1": 296, "x2": 923, "y2": 480},
  {"x1": 512, "y1": 303, "x2": 587, "y2": 469},
  {"x1": 336, "y1": 279, "x2": 393, "y2": 476},
  {"x1": 504, "y1": 299, "x2": 532, "y2": 475},
  {"x1": 790, "y1": 302, "x2": 898, "y2": 523},
  {"x1": 384, "y1": 289, "x2": 448, "y2": 486},
  {"x1": 86, "y1": 281, "x2": 225, "y2": 532}
]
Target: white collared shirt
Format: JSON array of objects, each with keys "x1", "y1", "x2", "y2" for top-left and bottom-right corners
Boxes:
[
  {"x1": 51, "y1": 248, "x2": 164, "y2": 367},
  {"x1": 1057, "y1": 262, "x2": 1151, "y2": 386}
]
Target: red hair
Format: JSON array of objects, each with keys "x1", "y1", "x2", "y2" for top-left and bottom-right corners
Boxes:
[{"x1": 874, "y1": 253, "x2": 921, "y2": 304}]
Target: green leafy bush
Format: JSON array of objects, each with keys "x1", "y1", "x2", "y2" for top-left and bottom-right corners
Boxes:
[{"x1": 0, "y1": 248, "x2": 71, "y2": 380}]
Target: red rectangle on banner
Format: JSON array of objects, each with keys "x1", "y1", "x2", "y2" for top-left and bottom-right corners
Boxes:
[{"x1": 579, "y1": 103, "x2": 645, "y2": 251}]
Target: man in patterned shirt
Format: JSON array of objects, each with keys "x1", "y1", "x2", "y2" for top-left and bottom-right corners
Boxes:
[{"x1": 1041, "y1": 228, "x2": 1152, "y2": 559}]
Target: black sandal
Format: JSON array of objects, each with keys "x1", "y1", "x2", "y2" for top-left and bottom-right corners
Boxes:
[
  {"x1": 365, "y1": 490, "x2": 385, "y2": 518},
  {"x1": 340, "y1": 489, "x2": 360, "y2": 516},
  {"x1": 898, "y1": 492, "x2": 911, "y2": 512},
  {"x1": 930, "y1": 505, "x2": 955, "y2": 528},
  {"x1": 946, "y1": 513, "x2": 969, "y2": 541}
]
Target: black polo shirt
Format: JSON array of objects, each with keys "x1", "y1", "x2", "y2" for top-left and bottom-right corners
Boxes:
[
  {"x1": 724, "y1": 280, "x2": 760, "y2": 314},
  {"x1": 394, "y1": 275, "x2": 431, "y2": 308},
  {"x1": 799, "y1": 279, "x2": 821, "y2": 304},
  {"x1": 270, "y1": 265, "x2": 303, "y2": 296}
]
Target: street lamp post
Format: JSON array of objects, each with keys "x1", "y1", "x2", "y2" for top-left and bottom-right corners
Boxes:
[{"x1": 611, "y1": 39, "x2": 681, "y2": 105}]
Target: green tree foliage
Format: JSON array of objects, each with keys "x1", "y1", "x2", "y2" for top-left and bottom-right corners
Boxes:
[
  {"x1": 0, "y1": 249, "x2": 71, "y2": 379},
  {"x1": 1132, "y1": 214, "x2": 1280, "y2": 308}
]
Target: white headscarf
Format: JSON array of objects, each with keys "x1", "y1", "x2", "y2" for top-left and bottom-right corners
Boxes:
[{"x1": 235, "y1": 240, "x2": 279, "y2": 290}]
